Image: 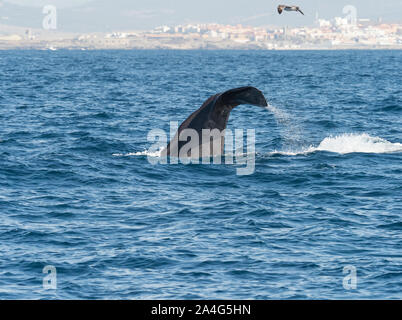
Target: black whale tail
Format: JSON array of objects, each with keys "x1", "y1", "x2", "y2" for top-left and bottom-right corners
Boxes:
[
  {"x1": 217, "y1": 86, "x2": 268, "y2": 109},
  {"x1": 161, "y1": 86, "x2": 268, "y2": 158}
]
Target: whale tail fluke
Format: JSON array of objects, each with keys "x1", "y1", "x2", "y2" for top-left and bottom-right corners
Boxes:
[
  {"x1": 162, "y1": 86, "x2": 268, "y2": 158},
  {"x1": 218, "y1": 86, "x2": 268, "y2": 109}
]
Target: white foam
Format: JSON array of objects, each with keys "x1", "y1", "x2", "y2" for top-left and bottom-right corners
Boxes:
[
  {"x1": 316, "y1": 133, "x2": 402, "y2": 154},
  {"x1": 270, "y1": 133, "x2": 402, "y2": 156},
  {"x1": 113, "y1": 149, "x2": 162, "y2": 157},
  {"x1": 268, "y1": 147, "x2": 315, "y2": 156},
  {"x1": 114, "y1": 134, "x2": 402, "y2": 158}
]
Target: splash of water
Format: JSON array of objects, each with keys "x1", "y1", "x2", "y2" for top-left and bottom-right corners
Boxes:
[
  {"x1": 270, "y1": 133, "x2": 402, "y2": 156},
  {"x1": 316, "y1": 133, "x2": 402, "y2": 154},
  {"x1": 265, "y1": 104, "x2": 305, "y2": 150}
]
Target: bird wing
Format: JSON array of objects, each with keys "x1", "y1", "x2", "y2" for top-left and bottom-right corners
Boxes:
[
  {"x1": 277, "y1": 5, "x2": 283, "y2": 14},
  {"x1": 297, "y1": 7, "x2": 304, "y2": 15}
]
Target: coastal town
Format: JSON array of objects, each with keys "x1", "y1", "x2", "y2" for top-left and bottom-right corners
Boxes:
[{"x1": 0, "y1": 16, "x2": 401, "y2": 50}]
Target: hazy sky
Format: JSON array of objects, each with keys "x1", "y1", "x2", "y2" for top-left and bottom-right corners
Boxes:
[{"x1": 0, "y1": 0, "x2": 401, "y2": 32}]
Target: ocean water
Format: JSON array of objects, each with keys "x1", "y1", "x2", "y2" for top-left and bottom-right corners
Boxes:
[{"x1": 0, "y1": 50, "x2": 401, "y2": 299}]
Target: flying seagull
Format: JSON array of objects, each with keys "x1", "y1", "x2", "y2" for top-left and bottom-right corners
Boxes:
[{"x1": 277, "y1": 5, "x2": 304, "y2": 15}]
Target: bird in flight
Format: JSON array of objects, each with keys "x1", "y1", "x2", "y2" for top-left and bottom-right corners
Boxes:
[{"x1": 277, "y1": 5, "x2": 304, "y2": 15}]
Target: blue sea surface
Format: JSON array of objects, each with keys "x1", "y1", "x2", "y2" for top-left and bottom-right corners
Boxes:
[{"x1": 0, "y1": 50, "x2": 401, "y2": 299}]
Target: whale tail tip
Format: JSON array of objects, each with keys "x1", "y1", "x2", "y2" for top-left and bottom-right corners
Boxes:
[{"x1": 219, "y1": 86, "x2": 268, "y2": 108}]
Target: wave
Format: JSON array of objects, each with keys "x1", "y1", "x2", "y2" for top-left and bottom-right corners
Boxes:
[
  {"x1": 114, "y1": 134, "x2": 402, "y2": 158},
  {"x1": 113, "y1": 149, "x2": 163, "y2": 157},
  {"x1": 270, "y1": 133, "x2": 402, "y2": 156}
]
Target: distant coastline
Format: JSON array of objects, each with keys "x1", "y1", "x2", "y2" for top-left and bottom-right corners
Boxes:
[
  {"x1": 1, "y1": 21, "x2": 401, "y2": 51},
  {"x1": 2, "y1": 46, "x2": 401, "y2": 51}
]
